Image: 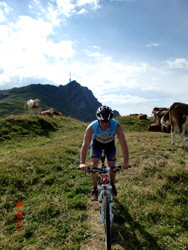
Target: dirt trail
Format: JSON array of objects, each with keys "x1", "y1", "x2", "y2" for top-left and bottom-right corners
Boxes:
[
  {"x1": 80, "y1": 196, "x2": 124, "y2": 250},
  {"x1": 80, "y1": 199, "x2": 105, "y2": 250}
]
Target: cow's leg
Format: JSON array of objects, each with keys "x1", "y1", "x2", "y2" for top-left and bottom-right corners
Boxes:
[
  {"x1": 180, "y1": 117, "x2": 188, "y2": 148},
  {"x1": 180, "y1": 130, "x2": 185, "y2": 148},
  {"x1": 31, "y1": 109, "x2": 35, "y2": 117},
  {"x1": 171, "y1": 125, "x2": 175, "y2": 145},
  {"x1": 179, "y1": 124, "x2": 184, "y2": 148}
]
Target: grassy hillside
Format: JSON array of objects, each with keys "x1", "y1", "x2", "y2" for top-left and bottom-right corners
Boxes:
[
  {"x1": 117, "y1": 115, "x2": 153, "y2": 132},
  {"x1": 0, "y1": 115, "x2": 58, "y2": 141},
  {"x1": 0, "y1": 115, "x2": 187, "y2": 249}
]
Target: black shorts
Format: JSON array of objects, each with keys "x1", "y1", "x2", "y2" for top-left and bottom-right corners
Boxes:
[{"x1": 90, "y1": 139, "x2": 116, "y2": 161}]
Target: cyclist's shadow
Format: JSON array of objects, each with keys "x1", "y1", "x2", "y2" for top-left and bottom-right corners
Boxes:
[{"x1": 111, "y1": 199, "x2": 162, "y2": 250}]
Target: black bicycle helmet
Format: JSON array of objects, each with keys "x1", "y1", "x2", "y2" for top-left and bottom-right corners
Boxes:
[{"x1": 96, "y1": 105, "x2": 114, "y2": 120}]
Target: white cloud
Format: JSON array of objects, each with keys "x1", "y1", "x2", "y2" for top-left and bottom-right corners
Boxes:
[
  {"x1": 50, "y1": 0, "x2": 100, "y2": 17},
  {"x1": 0, "y1": 1, "x2": 132, "y2": 88},
  {"x1": 66, "y1": 54, "x2": 188, "y2": 105},
  {"x1": 97, "y1": 94, "x2": 153, "y2": 105},
  {"x1": 77, "y1": 0, "x2": 101, "y2": 9},
  {"x1": 55, "y1": 0, "x2": 75, "y2": 17},
  {"x1": 15, "y1": 15, "x2": 53, "y2": 37},
  {"x1": 92, "y1": 45, "x2": 100, "y2": 50},
  {"x1": 77, "y1": 8, "x2": 88, "y2": 14},
  {"x1": 0, "y1": 13, "x2": 76, "y2": 86},
  {"x1": 96, "y1": 93, "x2": 160, "y2": 116},
  {"x1": 0, "y1": 2, "x2": 12, "y2": 22},
  {"x1": 165, "y1": 58, "x2": 188, "y2": 70},
  {"x1": 146, "y1": 42, "x2": 159, "y2": 48},
  {"x1": 84, "y1": 50, "x2": 106, "y2": 57},
  {"x1": 110, "y1": 0, "x2": 134, "y2": 2}
]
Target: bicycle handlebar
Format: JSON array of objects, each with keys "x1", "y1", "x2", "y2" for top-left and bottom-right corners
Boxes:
[{"x1": 77, "y1": 165, "x2": 132, "y2": 173}]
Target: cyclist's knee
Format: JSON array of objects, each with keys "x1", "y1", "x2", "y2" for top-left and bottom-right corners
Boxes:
[
  {"x1": 108, "y1": 161, "x2": 116, "y2": 167},
  {"x1": 91, "y1": 158, "x2": 99, "y2": 167}
]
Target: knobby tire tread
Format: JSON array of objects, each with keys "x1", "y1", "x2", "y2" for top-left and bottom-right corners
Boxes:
[{"x1": 103, "y1": 195, "x2": 111, "y2": 250}]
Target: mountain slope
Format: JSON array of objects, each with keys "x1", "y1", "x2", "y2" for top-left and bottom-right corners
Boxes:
[{"x1": 0, "y1": 81, "x2": 120, "y2": 122}]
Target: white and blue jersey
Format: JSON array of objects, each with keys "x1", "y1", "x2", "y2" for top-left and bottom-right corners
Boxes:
[
  {"x1": 91, "y1": 119, "x2": 119, "y2": 144},
  {"x1": 90, "y1": 119, "x2": 119, "y2": 161}
]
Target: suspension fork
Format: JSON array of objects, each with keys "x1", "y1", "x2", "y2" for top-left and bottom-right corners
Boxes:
[{"x1": 98, "y1": 190, "x2": 114, "y2": 223}]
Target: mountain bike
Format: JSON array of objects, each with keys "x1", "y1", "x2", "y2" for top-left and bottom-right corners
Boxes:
[{"x1": 78, "y1": 149, "x2": 131, "y2": 250}]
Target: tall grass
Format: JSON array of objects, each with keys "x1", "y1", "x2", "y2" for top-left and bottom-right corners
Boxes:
[{"x1": 0, "y1": 115, "x2": 187, "y2": 249}]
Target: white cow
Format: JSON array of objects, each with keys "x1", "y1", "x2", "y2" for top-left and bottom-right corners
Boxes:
[{"x1": 24, "y1": 99, "x2": 41, "y2": 114}]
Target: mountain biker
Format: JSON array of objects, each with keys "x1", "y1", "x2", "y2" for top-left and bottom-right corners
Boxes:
[{"x1": 79, "y1": 105, "x2": 130, "y2": 200}]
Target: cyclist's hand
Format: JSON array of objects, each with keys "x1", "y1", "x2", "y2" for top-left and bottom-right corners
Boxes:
[
  {"x1": 79, "y1": 164, "x2": 88, "y2": 171},
  {"x1": 121, "y1": 163, "x2": 130, "y2": 170}
]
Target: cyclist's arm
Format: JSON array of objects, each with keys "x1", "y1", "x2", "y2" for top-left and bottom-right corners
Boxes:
[
  {"x1": 116, "y1": 123, "x2": 129, "y2": 169},
  {"x1": 79, "y1": 124, "x2": 93, "y2": 170}
]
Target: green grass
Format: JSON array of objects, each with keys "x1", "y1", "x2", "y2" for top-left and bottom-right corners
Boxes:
[
  {"x1": 0, "y1": 115, "x2": 58, "y2": 141},
  {"x1": 0, "y1": 115, "x2": 187, "y2": 249},
  {"x1": 113, "y1": 131, "x2": 187, "y2": 249},
  {"x1": 116, "y1": 115, "x2": 153, "y2": 132}
]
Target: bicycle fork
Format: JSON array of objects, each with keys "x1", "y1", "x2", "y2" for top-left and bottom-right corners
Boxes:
[{"x1": 98, "y1": 189, "x2": 114, "y2": 223}]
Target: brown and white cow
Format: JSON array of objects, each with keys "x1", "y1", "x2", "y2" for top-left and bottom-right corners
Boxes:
[
  {"x1": 152, "y1": 107, "x2": 168, "y2": 122},
  {"x1": 53, "y1": 111, "x2": 63, "y2": 116},
  {"x1": 24, "y1": 99, "x2": 41, "y2": 114},
  {"x1": 160, "y1": 109, "x2": 171, "y2": 133},
  {"x1": 137, "y1": 113, "x2": 148, "y2": 120},
  {"x1": 39, "y1": 108, "x2": 54, "y2": 117},
  {"x1": 148, "y1": 123, "x2": 161, "y2": 132},
  {"x1": 163, "y1": 102, "x2": 188, "y2": 148}
]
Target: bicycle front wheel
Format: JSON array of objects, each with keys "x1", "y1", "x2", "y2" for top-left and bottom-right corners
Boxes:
[{"x1": 103, "y1": 195, "x2": 111, "y2": 250}]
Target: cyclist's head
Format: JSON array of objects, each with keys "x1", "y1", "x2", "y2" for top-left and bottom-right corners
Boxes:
[{"x1": 96, "y1": 105, "x2": 114, "y2": 121}]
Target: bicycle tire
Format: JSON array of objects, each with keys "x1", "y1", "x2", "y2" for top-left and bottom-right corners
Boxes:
[{"x1": 103, "y1": 195, "x2": 111, "y2": 250}]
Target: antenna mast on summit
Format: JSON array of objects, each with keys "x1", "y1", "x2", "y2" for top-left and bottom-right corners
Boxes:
[{"x1": 69, "y1": 72, "x2": 72, "y2": 82}]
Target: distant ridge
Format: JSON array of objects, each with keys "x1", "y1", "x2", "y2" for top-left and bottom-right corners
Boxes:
[{"x1": 0, "y1": 81, "x2": 120, "y2": 122}]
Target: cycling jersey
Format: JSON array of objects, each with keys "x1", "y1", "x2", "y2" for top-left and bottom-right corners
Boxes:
[{"x1": 91, "y1": 119, "x2": 119, "y2": 144}]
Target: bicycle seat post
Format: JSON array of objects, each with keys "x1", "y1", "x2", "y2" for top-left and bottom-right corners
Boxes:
[{"x1": 101, "y1": 149, "x2": 105, "y2": 167}]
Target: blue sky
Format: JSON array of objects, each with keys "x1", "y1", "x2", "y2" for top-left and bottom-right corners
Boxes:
[{"x1": 0, "y1": 0, "x2": 187, "y2": 116}]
